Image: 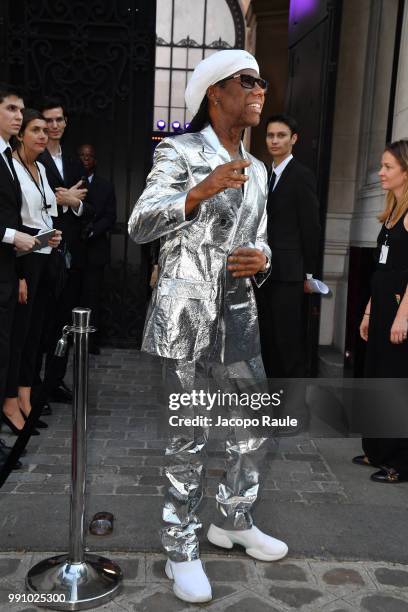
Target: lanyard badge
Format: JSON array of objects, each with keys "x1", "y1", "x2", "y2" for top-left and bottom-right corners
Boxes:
[{"x1": 379, "y1": 244, "x2": 389, "y2": 264}]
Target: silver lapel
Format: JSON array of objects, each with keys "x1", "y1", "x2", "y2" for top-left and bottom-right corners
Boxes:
[
  {"x1": 199, "y1": 124, "x2": 231, "y2": 171},
  {"x1": 198, "y1": 125, "x2": 249, "y2": 203}
]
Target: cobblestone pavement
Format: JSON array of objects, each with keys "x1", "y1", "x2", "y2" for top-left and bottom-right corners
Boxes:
[
  {"x1": 1, "y1": 553, "x2": 408, "y2": 611},
  {"x1": 0, "y1": 348, "x2": 407, "y2": 611}
]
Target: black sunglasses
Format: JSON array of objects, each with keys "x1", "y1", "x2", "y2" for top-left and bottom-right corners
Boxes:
[{"x1": 220, "y1": 73, "x2": 268, "y2": 91}]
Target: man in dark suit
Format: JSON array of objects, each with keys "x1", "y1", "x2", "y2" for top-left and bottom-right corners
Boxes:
[
  {"x1": 257, "y1": 114, "x2": 320, "y2": 378},
  {"x1": 36, "y1": 98, "x2": 92, "y2": 404},
  {"x1": 77, "y1": 144, "x2": 117, "y2": 353},
  {"x1": 0, "y1": 84, "x2": 38, "y2": 470}
]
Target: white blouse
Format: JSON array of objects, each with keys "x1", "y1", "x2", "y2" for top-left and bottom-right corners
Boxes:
[{"x1": 13, "y1": 158, "x2": 58, "y2": 254}]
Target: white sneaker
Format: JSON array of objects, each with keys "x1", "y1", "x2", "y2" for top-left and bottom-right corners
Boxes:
[
  {"x1": 207, "y1": 524, "x2": 288, "y2": 561},
  {"x1": 165, "y1": 559, "x2": 212, "y2": 603}
]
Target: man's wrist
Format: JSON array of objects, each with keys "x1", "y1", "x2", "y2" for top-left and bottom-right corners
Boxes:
[
  {"x1": 187, "y1": 186, "x2": 202, "y2": 206},
  {"x1": 186, "y1": 187, "x2": 203, "y2": 216}
]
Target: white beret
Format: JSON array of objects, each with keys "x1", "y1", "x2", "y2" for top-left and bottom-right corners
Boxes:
[{"x1": 185, "y1": 49, "x2": 260, "y2": 116}]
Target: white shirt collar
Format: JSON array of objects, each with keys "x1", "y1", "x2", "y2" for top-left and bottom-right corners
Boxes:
[
  {"x1": 0, "y1": 135, "x2": 11, "y2": 155},
  {"x1": 88, "y1": 174, "x2": 94, "y2": 182},
  {"x1": 201, "y1": 123, "x2": 247, "y2": 159},
  {"x1": 272, "y1": 153, "x2": 293, "y2": 176},
  {"x1": 50, "y1": 145, "x2": 62, "y2": 159}
]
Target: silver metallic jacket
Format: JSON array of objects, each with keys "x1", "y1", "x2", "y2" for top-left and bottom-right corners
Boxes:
[{"x1": 128, "y1": 124, "x2": 271, "y2": 364}]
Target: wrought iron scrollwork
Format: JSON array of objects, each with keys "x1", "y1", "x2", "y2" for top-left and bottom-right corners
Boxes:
[
  {"x1": 226, "y1": 0, "x2": 245, "y2": 49},
  {"x1": 155, "y1": 0, "x2": 244, "y2": 50},
  {"x1": 3, "y1": 0, "x2": 156, "y2": 345},
  {"x1": 208, "y1": 38, "x2": 233, "y2": 49},
  {"x1": 5, "y1": 0, "x2": 154, "y2": 117},
  {"x1": 174, "y1": 36, "x2": 201, "y2": 48}
]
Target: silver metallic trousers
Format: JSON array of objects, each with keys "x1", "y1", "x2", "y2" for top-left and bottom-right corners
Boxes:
[{"x1": 161, "y1": 355, "x2": 270, "y2": 562}]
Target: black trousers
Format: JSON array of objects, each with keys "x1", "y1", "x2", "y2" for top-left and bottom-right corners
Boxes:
[
  {"x1": 0, "y1": 276, "x2": 18, "y2": 405},
  {"x1": 6, "y1": 254, "x2": 51, "y2": 397},
  {"x1": 257, "y1": 280, "x2": 305, "y2": 378},
  {"x1": 362, "y1": 438, "x2": 408, "y2": 478},
  {"x1": 34, "y1": 263, "x2": 104, "y2": 395},
  {"x1": 361, "y1": 268, "x2": 408, "y2": 477},
  {"x1": 42, "y1": 266, "x2": 82, "y2": 387}
]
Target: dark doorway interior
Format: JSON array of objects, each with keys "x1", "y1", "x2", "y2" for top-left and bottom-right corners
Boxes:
[
  {"x1": 343, "y1": 247, "x2": 376, "y2": 377},
  {"x1": 1, "y1": 0, "x2": 157, "y2": 346},
  {"x1": 285, "y1": 0, "x2": 343, "y2": 375}
]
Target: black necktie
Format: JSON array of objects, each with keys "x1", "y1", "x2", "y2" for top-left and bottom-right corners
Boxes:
[
  {"x1": 4, "y1": 147, "x2": 22, "y2": 205},
  {"x1": 269, "y1": 170, "x2": 277, "y2": 191}
]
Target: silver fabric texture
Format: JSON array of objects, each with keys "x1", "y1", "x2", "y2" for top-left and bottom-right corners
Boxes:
[
  {"x1": 128, "y1": 123, "x2": 272, "y2": 562},
  {"x1": 161, "y1": 356, "x2": 270, "y2": 562},
  {"x1": 128, "y1": 124, "x2": 271, "y2": 365}
]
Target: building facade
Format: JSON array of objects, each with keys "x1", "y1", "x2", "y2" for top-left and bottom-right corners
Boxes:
[
  {"x1": 322, "y1": 0, "x2": 406, "y2": 374},
  {"x1": 2, "y1": 0, "x2": 406, "y2": 359}
]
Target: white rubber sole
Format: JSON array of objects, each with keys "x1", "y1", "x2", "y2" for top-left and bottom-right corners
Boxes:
[
  {"x1": 207, "y1": 524, "x2": 288, "y2": 562},
  {"x1": 165, "y1": 560, "x2": 212, "y2": 603}
]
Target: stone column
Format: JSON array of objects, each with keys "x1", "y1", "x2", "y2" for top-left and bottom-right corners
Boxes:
[
  {"x1": 392, "y1": 0, "x2": 408, "y2": 137},
  {"x1": 321, "y1": 0, "x2": 400, "y2": 351}
]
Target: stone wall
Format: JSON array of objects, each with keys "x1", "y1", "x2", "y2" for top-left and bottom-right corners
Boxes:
[{"x1": 321, "y1": 0, "x2": 400, "y2": 351}]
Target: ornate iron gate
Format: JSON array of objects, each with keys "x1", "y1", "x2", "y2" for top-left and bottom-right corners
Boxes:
[{"x1": 0, "y1": 0, "x2": 156, "y2": 346}]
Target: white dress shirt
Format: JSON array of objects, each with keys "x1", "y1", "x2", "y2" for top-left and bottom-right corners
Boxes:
[
  {"x1": 50, "y1": 145, "x2": 83, "y2": 216},
  {"x1": 13, "y1": 159, "x2": 57, "y2": 254},
  {"x1": 271, "y1": 153, "x2": 293, "y2": 191},
  {"x1": 0, "y1": 135, "x2": 17, "y2": 244},
  {"x1": 50, "y1": 145, "x2": 64, "y2": 180}
]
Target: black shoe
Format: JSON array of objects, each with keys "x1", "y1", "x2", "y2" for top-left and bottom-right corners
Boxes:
[
  {"x1": 1, "y1": 414, "x2": 40, "y2": 436},
  {"x1": 0, "y1": 438, "x2": 27, "y2": 456},
  {"x1": 49, "y1": 381, "x2": 73, "y2": 403},
  {"x1": 0, "y1": 447, "x2": 23, "y2": 470},
  {"x1": 352, "y1": 455, "x2": 372, "y2": 467},
  {"x1": 0, "y1": 459, "x2": 22, "y2": 471},
  {"x1": 41, "y1": 402, "x2": 53, "y2": 416},
  {"x1": 370, "y1": 467, "x2": 407, "y2": 483},
  {"x1": 21, "y1": 412, "x2": 48, "y2": 429}
]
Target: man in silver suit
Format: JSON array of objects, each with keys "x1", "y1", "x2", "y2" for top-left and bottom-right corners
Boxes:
[{"x1": 129, "y1": 49, "x2": 288, "y2": 603}]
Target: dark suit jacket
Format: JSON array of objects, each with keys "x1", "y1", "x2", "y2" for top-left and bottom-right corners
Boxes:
[
  {"x1": 84, "y1": 174, "x2": 117, "y2": 267},
  {"x1": 0, "y1": 155, "x2": 21, "y2": 281},
  {"x1": 267, "y1": 158, "x2": 320, "y2": 282},
  {"x1": 37, "y1": 149, "x2": 94, "y2": 269}
]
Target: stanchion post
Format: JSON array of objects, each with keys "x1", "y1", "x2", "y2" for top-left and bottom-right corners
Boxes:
[
  {"x1": 70, "y1": 308, "x2": 89, "y2": 564},
  {"x1": 25, "y1": 308, "x2": 122, "y2": 610}
]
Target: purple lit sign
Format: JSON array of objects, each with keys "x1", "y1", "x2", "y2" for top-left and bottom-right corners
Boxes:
[{"x1": 289, "y1": 0, "x2": 319, "y2": 23}]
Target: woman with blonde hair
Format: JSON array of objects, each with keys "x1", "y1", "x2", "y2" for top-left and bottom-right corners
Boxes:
[{"x1": 356, "y1": 139, "x2": 408, "y2": 482}]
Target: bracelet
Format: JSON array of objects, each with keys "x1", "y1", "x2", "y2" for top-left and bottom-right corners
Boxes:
[{"x1": 363, "y1": 312, "x2": 370, "y2": 317}]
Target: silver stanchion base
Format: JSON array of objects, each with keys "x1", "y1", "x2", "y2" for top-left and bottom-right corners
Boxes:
[{"x1": 26, "y1": 553, "x2": 122, "y2": 610}]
